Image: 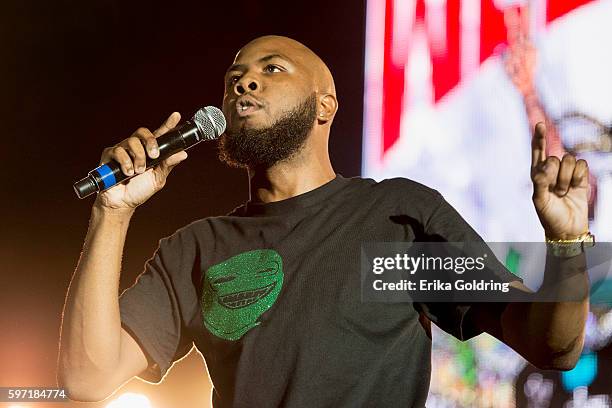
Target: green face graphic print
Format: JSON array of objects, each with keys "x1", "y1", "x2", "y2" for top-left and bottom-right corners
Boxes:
[{"x1": 201, "y1": 249, "x2": 283, "y2": 341}]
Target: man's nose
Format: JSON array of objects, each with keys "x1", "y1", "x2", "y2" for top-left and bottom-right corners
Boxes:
[{"x1": 234, "y1": 76, "x2": 259, "y2": 95}]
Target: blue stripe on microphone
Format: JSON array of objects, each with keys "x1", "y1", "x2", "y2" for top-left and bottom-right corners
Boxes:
[{"x1": 96, "y1": 164, "x2": 117, "y2": 189}]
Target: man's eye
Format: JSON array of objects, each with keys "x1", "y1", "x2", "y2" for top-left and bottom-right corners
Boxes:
[{"x1": 264, "y1": 65, "x2": 282, "y2": 73}]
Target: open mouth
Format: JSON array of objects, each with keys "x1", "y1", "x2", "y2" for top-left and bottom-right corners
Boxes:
[
  {"x1": 236, "y1": 97, "x2": 262, "y2": 117},
  {"x1": 218, "y1": 282, "x2": 276, "y2": 309}
]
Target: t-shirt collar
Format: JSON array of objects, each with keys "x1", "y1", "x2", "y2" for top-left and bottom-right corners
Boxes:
[{"x1": 242, "y1": 174, "x2": 349, "y2": 216}]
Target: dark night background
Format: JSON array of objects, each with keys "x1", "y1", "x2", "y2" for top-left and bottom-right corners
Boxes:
[{"x1": 1, "y1": 1, "x2": 365, "y2": 406}]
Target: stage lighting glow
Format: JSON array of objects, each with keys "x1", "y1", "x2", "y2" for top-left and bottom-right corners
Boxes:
[{"x1": 105, "y1": 393, "x2": 152, "y2": 408}]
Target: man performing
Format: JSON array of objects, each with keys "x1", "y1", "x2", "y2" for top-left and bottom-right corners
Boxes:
[{"x1": 58, "y1": 36, "x2": 592, "y2": 407}]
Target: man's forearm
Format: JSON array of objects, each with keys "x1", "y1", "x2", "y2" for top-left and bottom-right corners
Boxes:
[
  {"x1": 501, "y1": 253, "x2": 589, "y2": 370},
  {"x1": 58, "y1": 204, "x2": 135, "y2": 390}
]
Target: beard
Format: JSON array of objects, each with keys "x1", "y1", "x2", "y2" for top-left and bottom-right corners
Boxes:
[{"x1": 218, "y1": 92, "x2": 317, "y2": 169}]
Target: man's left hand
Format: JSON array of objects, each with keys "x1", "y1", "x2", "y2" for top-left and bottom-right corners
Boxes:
[{"x1": 531, "y1": 122, "x2": 590, "y2": 239}]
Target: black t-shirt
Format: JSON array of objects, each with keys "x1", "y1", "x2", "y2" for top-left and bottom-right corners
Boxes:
[{"x1": 119, "y1": 175, "x2": 519, "y2": 407}]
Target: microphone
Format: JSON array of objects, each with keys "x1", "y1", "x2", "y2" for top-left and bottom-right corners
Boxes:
[{"x1": 73, "y1": 106, "x2": 226, "y2": 199}]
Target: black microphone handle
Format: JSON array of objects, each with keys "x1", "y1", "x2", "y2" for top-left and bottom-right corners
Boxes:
[{"x1": 73, "y1": 121, "x2": 202, "y2": 199}]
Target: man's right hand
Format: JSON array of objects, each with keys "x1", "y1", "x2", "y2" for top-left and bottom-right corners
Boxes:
[{"x1": 94, "y1": 112, "x2": 189, "y2": 210}]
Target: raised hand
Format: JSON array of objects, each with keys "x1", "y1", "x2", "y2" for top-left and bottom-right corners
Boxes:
[
  {"x1": 94, "y1": 112, "x2": 189, "y2": 211},
  {"x1": 531, "y1": 122, "x2": 590, "y2": 239}
]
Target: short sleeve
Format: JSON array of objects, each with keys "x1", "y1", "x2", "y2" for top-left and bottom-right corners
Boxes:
[
  {"x1": 416, "y1": 192, "x2": 522, "y2": 340},
  {"x1": 119, "y1": 230, "x2": 199, "y2": 383}
]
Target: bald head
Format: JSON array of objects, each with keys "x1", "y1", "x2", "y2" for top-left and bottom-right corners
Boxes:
[{"x1": 238, "y1": 35, "x2": 336, "y2": 96}]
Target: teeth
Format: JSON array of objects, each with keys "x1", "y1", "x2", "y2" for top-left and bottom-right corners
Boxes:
[{"x1": 238, "y1": 100, "x2": 257, "y2": 113}]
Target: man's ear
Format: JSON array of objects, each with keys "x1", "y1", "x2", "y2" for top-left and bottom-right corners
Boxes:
[{"x1": 317, "y1": 93, "x2": 338, "y2": 123}]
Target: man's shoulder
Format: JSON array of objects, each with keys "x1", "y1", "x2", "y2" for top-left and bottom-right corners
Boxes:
[
  {"x1": 157, "y1": 214, "x2": 233, "y2": 247},
  {"x1": 346, "y1": 175, "x2": 442, "y2": 201}
]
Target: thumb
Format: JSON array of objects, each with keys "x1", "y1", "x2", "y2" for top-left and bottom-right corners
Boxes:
[{"x1": 153, "y1": 150, "x2": 189, "y2": 185}]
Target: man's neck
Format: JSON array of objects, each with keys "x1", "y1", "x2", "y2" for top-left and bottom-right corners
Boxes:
[{"x1": 248, "y1": 153, "x2": 335, "y2": 204}]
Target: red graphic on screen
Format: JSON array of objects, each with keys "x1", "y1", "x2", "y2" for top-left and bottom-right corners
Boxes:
[{"x1": 380, "y1": 0, "x2": 592, "y2": 156}]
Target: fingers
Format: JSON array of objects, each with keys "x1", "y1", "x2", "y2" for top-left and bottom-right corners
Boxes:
[
  {"x1": 531, "y1": 122, "x2": 547, "y2": 169},
  {"x1": 126, "y1": 131, "x2": 148, "y2": 173},
  {"x1": 138, "y1": 128, "x2": 160, "y2": 160},
  {"x1": 555, "y1": 154, "x2": 576, "y2": 195},
  {"x1": 99, "y1": 112, "x2": 182, "y2": 179},
  {"x1": 571, "y1": 159, "x2": 589, "y2": 188},
  {"x1": 105, "y1": 146, "x2": 135, "y2": 176},
  {"x1": 550, "y1": 155, "x2": 589, "y2": 196},
  {"x1": 532, "y1": 153, "x2": 589, "y2": 203},
  {"x1": 154, "y1": 112, "x2": 181, "y2": 137},
  {"x1": 153, "y1": 151, "x2": 188, "y2": 187},
  {"x1": 532, "y1": 155, "x2": 558, "y2": 205},
  {"x1": 100, "y1": 127, "x2": 160, "y2": 177},
  {"x1": 550, "y1": 155, "x2": 590, "y2": 197},
  {"x1": 162, "y1": 151, "x2": 188, "y2": 170}
]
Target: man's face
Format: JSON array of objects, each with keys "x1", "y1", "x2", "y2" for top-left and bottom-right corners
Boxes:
[
  {"x1": 219, "y1": 39, "x2": 317, "y2": 168},
  {"x1": 222, "y1": 40, "x2": 312, "y2": 132}
]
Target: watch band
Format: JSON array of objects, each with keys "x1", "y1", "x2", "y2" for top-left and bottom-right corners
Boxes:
[{"x1": 545, "y1": 232, "x2": 596, "y2": 258}]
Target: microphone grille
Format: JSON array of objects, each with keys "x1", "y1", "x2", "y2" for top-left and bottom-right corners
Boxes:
[{"x1": 193, "y1": 106, "x2": 226, "y2": 140}]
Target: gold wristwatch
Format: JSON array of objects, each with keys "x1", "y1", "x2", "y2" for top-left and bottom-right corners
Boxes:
[{"x1": 545, "y1": 232, "x2": 596, "y2": 258}]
